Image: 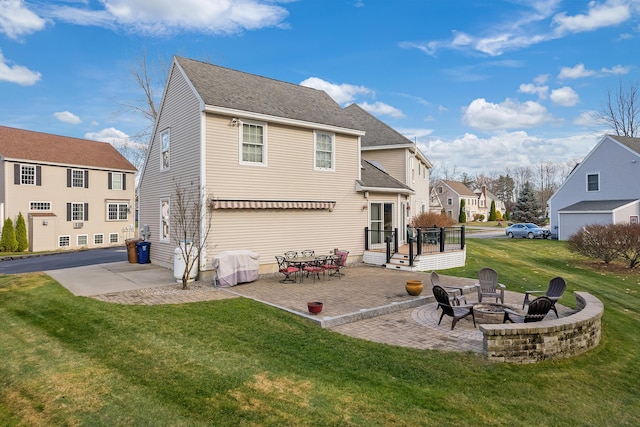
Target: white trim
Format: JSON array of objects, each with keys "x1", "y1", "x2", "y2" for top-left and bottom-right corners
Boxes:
[
  {"x1": 586, "y1": 172, "x2": 600, "y2": 192},
  {"x1": 313, "y1": 130, "x2": 335, "y2": 172},
  {"x1": 238, "y1": 120, "x2": 268, "y2": 167},
  {"x1": 93, "y1": 233, "x2": 104, "y2": 245},
  {"x1": 58, "y1": 235, "x2": 70, "y2": 247},
  {"x1": 77, "y1": 234, "x2": 89, "y2": 246},
  {"x1": 160, "y1": 128, "x2": 171, "y2": 171}
]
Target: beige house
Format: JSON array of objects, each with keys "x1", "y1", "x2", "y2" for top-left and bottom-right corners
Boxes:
[
  {"x1": 0, "y1": 126, "x2": 137, "y2": 251},
  {"x1": 345, "y1": 104, "x2": 431, "y2": 241},
  {"x1": 435, "y1": 180, "x2": 480, "y2": 221},
  {"x1": 473, "y1": 185, "x2": 506, "y2": 220}
]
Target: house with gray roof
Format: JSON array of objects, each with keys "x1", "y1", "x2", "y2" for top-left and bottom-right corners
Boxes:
[
  {"x1": 434, "y1": 180, "x2": 482, "y2": 221},
  {"x1": 0, "y1": 126, "x2": 137, "y2": 251},
  {"x1": 139, "y1": 57, "x2": 427, "y2": 276},
  {"x1": 548, "y1": 134, "x2": 640, "y2": 240}
]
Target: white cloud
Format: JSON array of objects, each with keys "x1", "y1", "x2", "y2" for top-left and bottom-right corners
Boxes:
[
  {"x1": 462, "y1": 98, "x2": 553, "y2": 131},
  {"x1": 558, "y1": 63, "x2": 595, "y2": 79},
  {"x1": 0, "y1": 0, "x2": 46, "y2": 39},
  {"x1": 534, "y1": 74, "x2": 549, "y2": 85},
  {"x1": 358, "y1": 101, "x2": 404, "y2": 118},
  {"x1": 43, "y1": 0, "x2": 289, "y2": 36},
  {"x1": 300, "y1": 77, "x2": 372, "y2": 105},
  {"x1": 519, "y1": 83, "x2": 549, "y2": 99},
  {"x1": 573, "y1": 110, "x2": 606, "y2": 127},
  {"x1": 85, "y1": 127, "x2": 130, "y2": 144},
  {"x1": 601, "y1": 64, "x2": 631, "y2": 74},
  {"x1": 53, "y1": 111, "x2": 81, "y2": 124},
  {"x1": 550, "y1": 86, "x2": 580, "y2": 107},
  {"x1": 553, "y1": 1, "x2": 630, "y2": 33},
  {"x1": 0, "y1": 51, "x2": 41, "y2": 86}
]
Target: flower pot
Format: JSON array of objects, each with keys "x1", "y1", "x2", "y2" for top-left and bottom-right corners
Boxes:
[
  {"x1": 307, "y1": 301, "x2": 323, "y2": 314},
  {"x1": 405, "y1": 280, "x2": 423, "y2": 296}
]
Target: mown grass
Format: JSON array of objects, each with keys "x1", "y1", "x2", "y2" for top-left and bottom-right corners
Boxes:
[{"x1": 1, "y1": 239, "x2": 639, "y2": 426}]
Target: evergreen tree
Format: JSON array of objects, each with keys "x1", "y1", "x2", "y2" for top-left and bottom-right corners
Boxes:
[
  {"x1": 489, "y1": 200, "x2": 497, "y2": 221},
  {"x1": 15, "y1": 212, "x2": 28, "y2": 252},
  {"x1": 0, "y1": 218, "x2": 17, "y2": 252},
  {"x1": 512, "y1": 182, "x2": 543, "y2": 225},
  {"x1": 458, "y1": 199, "x2": 467, "y2": 223},
  {"x1": 504, "y1": 209, "x2": 511, "y2": 221}
]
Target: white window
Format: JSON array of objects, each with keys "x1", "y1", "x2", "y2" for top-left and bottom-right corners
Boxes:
[
  {"x1": 161, "y1": 129, "x2": 170, "y2": 170},
  {"x1": 240, "y1": 122, "x2": 265, "y2": 164},
  {"x1": 77, "y1": 235, "x2": 88, "y2": 246},
  {"x1": 587, "y1": 173, "x2": 599, "y2": 192},
  {"x1": 72, "y1": 169, "x2": 85, "y2": 188},
  {"x1": 71, "y1": 203, "x2": 84, "y2": 221},
  {"x1": 160, "y1": 198, "x2": 170, "y2": 241},
  {"x1": 59, "y1": 236, "x2": 70, "y2": 247},
  {"x1": 94, "y1": 234, "x2": 104, "y2": 244},
  {"x1": 110, "y1": 172, "x2": 123, "y2": 190},
  {"x1": 109, "y1": 233, "x2": 119, "y2": 244},
  {"x1": 30, "y1": 201, "x2": 51, "y2": 211},
  {"x1": 314, "y1": 131, "x2": 334, "y2": 170},
  {"x1": 107, "y1": 202, "x2": 128, "y2": 221},
  {"x1": 21, "y1": 165, "x2": 35, "y2": 185}
]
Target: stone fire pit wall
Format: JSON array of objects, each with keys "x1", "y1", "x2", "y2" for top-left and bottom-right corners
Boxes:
[{"x1": 480, "y1": 292, "x2": 603, "y2": 364}]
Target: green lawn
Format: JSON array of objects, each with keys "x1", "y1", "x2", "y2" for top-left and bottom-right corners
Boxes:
[{"x1": 1, "y1": 239, "x2": 639, "y2": 426}]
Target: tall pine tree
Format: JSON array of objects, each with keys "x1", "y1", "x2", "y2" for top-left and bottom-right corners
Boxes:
[
  {"x1": 15, "y1": 212, "x2": 28, "y2": 252},
  {"x1": 489, "y1": 200, "x2": 497, "y2": 221},
  {"x1": 512, "y1": 182, "x2": 543, "y2": 225},
  {"x1": 459, "y1": 199, "x2": 467, "y2": 223}
]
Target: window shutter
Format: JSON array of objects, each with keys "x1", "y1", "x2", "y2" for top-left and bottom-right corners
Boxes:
[
  {"x1": 122, "y1": 174, "x2": 126, "y2": 190},
  {"x1": 84, "y1": 170, "x2": 89, "y2": 188},
  {"x1": 67, "y1": 203, "x2": 71, "y2": 221},
  {"x1": 84, "y1": 203, "x2": 89, "y2": 221},
  {"x1": 36, "y1": 166, "x2": 42, "y2": 186},
  {"x1": 108, "y1": 172, "x2": 112, "y2": 189},
  {"x1": 14, "y1": 164, "x2": 19, "y2": 184},
  {"x1": 67, "y1": 169, "x2": 71, "y2": 187}
]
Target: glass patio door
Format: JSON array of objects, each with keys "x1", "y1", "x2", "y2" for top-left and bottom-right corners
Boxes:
[{"x1": 370, "y1": 203, "x2": 393, "y2": 246}]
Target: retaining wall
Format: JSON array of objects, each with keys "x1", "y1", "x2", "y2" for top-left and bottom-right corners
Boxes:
[{"x1": 480, "y1": 292, "x2": 603, "y2": 363}]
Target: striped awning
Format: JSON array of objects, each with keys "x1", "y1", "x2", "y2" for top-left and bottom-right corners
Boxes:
[{"x1": 211, "y1": 199, "x2": 336, "y2": 211}]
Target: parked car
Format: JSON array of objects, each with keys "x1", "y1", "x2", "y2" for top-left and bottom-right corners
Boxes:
[{"x1": 505, "y1": 223, "x2": 550, "y2": 239}]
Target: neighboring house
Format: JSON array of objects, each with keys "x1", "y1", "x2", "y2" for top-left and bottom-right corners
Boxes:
[
  {"x1": 0, "y1": 126, "x2": 137, "y2": 251},
  {"x1": 435, "y1": 180, "x2": 481, "y2": 221},
  {"x1": 138, "y1": 57, "x2": 385, "y2": 275},
  {"x1": 548, "y1": 134, "x2": 640, "y2": 240},
  {"x1": 345, "y1": 104, "x2": 432, "y2": 236},
  {"x1": 473, "y1": 186, "x2": 506, "y2": 220}
]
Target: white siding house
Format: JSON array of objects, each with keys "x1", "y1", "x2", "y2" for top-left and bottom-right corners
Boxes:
[{"x1": 548, "y1": 135, "x2": 640, "y2": 240}]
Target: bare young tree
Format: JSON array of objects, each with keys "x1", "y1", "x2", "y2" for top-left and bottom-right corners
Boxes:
[
  {"x1": 598, "y1": 79, "x2": 639, "y2": 137},
  {"x1": 533, "y1": 161, "x2": 559, "y2": 217},
  {"x1": 172, "y1": 179, "x2": 214, "y2": 290}
]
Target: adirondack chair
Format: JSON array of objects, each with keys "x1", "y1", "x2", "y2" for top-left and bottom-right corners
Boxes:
[
  {"x1": 523, "y1": 277, "x2": 566, "y2": 318},
  {"x1": 433, "y1": 284, "x2": 476, "y2": 330},
  {"x1": 503, "y1": 296, "x2": 553, "y2": 323}
]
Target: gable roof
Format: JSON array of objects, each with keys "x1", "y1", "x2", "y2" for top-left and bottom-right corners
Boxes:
[
  {"x1": 357, "y1": 160, "x2": 414, "y2": 194},
  {"x1": 0, "y1": 126, "x2": 137, "y2": 171},
  {"x1": 440, "y1": 180, "x2": 477, "y2": 197},
  {"x1": 175, "y1": 57, "x2": 363, "y2": 132},
  {"x1": 610, "y1": 134, "x2": 640, "y2": 155},
  {"x1": 344, "y1": 103, "x2": 431, "y2": 166}
]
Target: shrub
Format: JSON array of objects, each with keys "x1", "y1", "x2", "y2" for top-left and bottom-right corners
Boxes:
[
  {"x1": 612, "y1": 223, "x2": 640, "y2": 268},
  {"x1": 488, "y1": 200, "x2": 497, "y2": 221},
  {"x1": 567, "y1": 224, "x2": 621, "y2": 265},
  {"x1": 411, "y1": 212, "x2": 456, "y2": 228},
  {"x1": 494, "y1": 210, "x2": 503, "y2": 221},
  {"x1": 0, "y1": 218, "x2": 18, "y2": 252},
  {"x1": 15, "y1": 212, "x2": 28, "y2": 252},
  {"x1": 458, "y1": 200, "x2": 466, "y2": 223}
]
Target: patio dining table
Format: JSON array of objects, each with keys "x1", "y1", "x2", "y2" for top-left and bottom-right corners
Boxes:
[{"x1": 284, "y1": 255, "x2": 336, "y2": 283}]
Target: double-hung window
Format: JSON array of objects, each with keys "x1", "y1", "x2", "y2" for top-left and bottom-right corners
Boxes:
[
  {"x1": 109, "y1": 172, "x2": 124, "y2": 190},
  {"x1": 21, "y1": 165, "x2": 35, "y2": 185},
  {"x1": 107, "y1": 202, "x2": 128, "y2": 221},
  {"x1": 68, "y1": 169, "x2": 88, "y2": 188},
  {"x1": 240, "y1": 122, "x2": 265, "y2": 165},
  {"x1": 314, "y1": 131, "x2": 334, "y2": 171},
  {"x1": 161, "y1": 129, "x2": 170, "y2": 170},
  {"x1": 587, "y1": 173, "x2": 599, "y2": 192},
  {"x1": 71, "y1": 203, "x2": 84, "y2": 221}
]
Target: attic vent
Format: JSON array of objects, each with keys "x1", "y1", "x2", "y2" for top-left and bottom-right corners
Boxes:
[{"x1": 73, "y1": 222, "x2": 84, "y2": 229}]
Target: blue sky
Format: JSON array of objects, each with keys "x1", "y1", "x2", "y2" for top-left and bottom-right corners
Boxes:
[{"x1": 1, "y1": 0, "x2": 639, "y2": 175}]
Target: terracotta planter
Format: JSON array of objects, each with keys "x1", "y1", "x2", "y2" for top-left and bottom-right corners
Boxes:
[
  {"x1": 405, "y1": 280, "x2": 423, "y2": 296},
  {"x1": 307, "y1": 301, "x2": 323, "y2": 314}
]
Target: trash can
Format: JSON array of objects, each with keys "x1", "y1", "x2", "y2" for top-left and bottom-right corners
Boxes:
[
  {"x1": 125, "y1": 238, "x2": 142, "y2": 263},
  {"x1": 136, "y1": 241, "x2": 151, "y2": 264}
]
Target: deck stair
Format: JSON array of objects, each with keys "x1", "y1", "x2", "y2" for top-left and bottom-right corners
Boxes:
[{"x1": 385, "y1": 252, "x2": 420, "y2": 272}]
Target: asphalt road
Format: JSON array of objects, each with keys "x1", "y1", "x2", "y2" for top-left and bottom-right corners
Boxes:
[{"x1": 0, "y1": 246, "x2": 128, "y2": 274}]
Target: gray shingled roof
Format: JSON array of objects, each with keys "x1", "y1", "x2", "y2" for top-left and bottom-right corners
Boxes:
[
  {"x1": 0, "y1": 126, "x2": 137, "y2": 171},
  {"x1": 441, "y1": 180, "x2": 477, "y2": 197},
  {"x1": 559, "y1": 199, "x2": 638, "y2": 212},
  {"x1": 176, "y1": 57, "x2": 362, "y2": 131},
  {"x1": 610, "y1": 134, "x2": 640, "y2": 155},
  {"x1": 358, "y1": 160, "x2": 414, "y2": 192},
  {"x1": 344, "y1": 104, "x2": 413, "y2": 148}
]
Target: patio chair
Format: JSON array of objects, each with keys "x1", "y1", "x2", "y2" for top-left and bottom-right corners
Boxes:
[
  {"x1": 329, "y1": 250, "x2": 349, "y2": 278},
  {"x1": 503, "y1": 296, "x2": 554, "y2": 323},
  {"x1": 430, "y1": 271, "x2": 466, "y2": 305},
  {"x1": 300, "y1": 249, "x2": 315, "y2": 257},
  {"x1": 523, "y1": 277, "x2": 566, "y2": 318},
  {"x1": 275, "y1": 255, "x2": 299, "y2": 283},
  {"x1": 432, "y1": 285, "x2": 476, "y2": 330},
  {"x1": 303, "y1": 256, "x2": 326, "y2": 283},
  {"x1": 476, "y1": 267, "x2": 505, "y2": 304},
  {"x1": 284, "y1": 251, "x2": 298, "y2": 259}
]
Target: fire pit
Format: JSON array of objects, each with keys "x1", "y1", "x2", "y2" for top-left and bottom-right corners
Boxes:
[{"x1": 473, "y1": 303, "x2": 507, "y2": 324}]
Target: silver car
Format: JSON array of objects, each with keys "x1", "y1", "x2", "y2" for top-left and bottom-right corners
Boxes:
[{"x1": 505, "y1": 223, "x2": 550, "y2": 239}]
